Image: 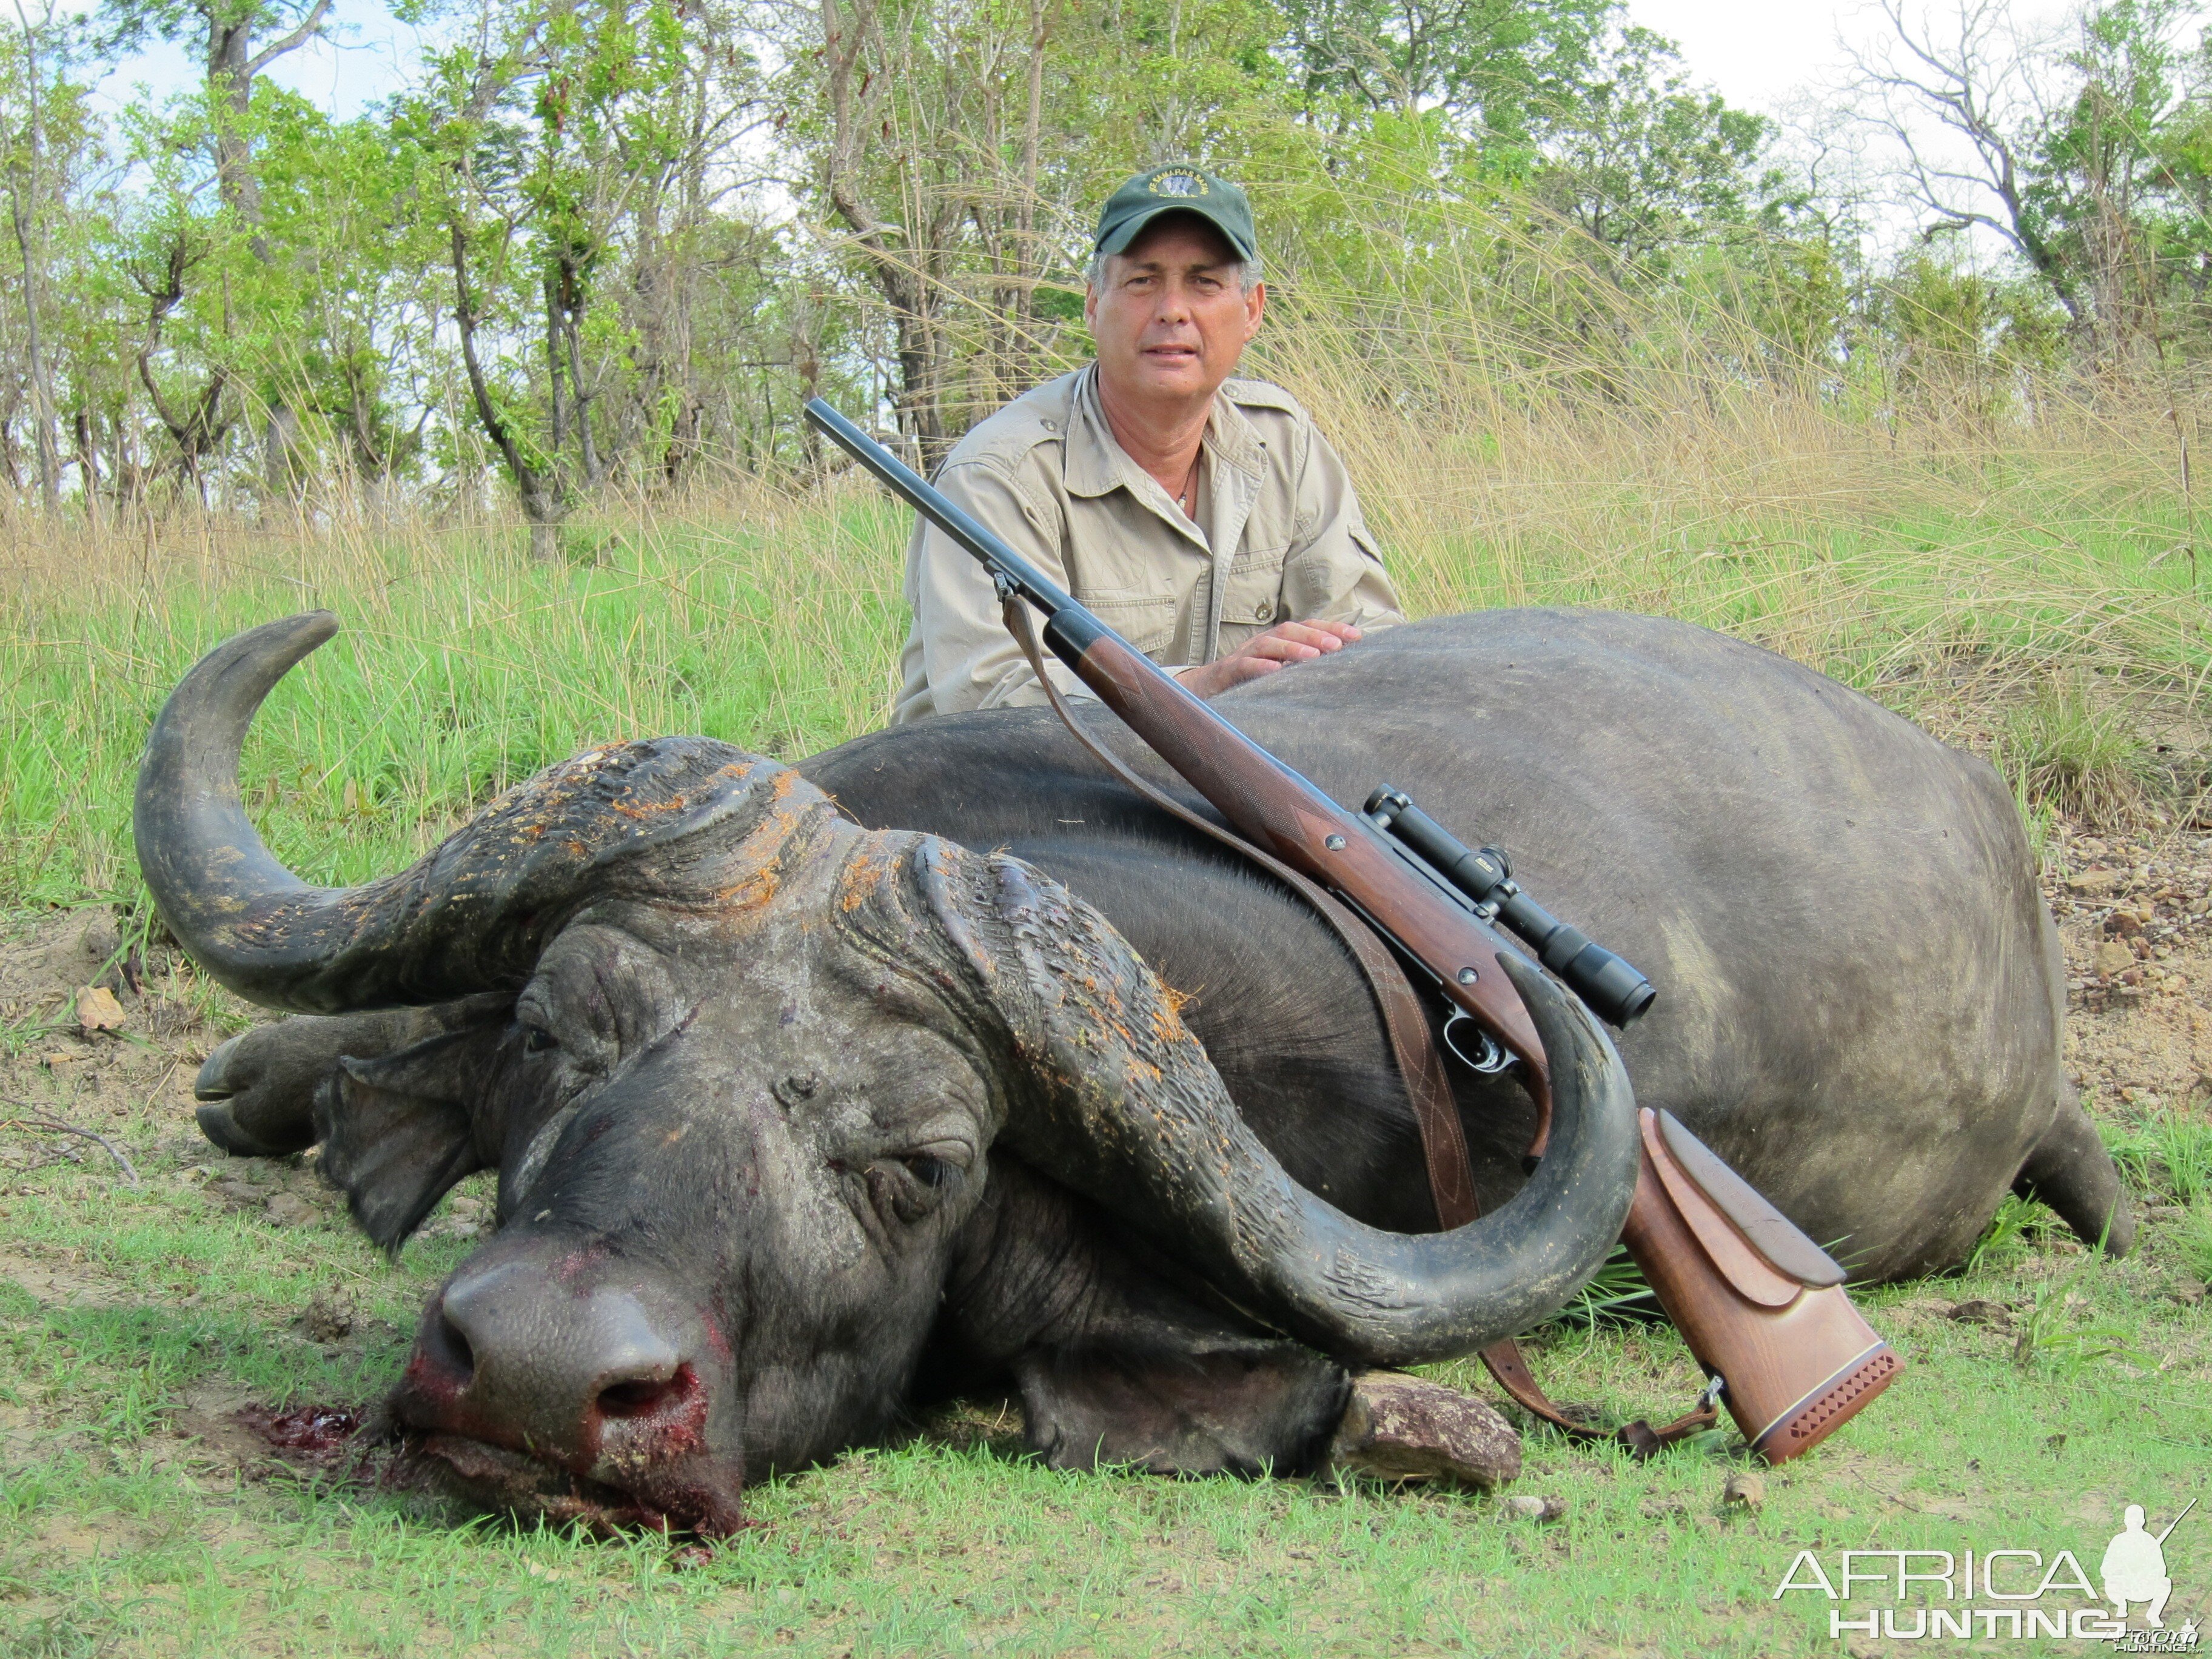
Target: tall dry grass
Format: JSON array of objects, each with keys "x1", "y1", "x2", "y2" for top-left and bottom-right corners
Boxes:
[
  {"x1": 0, "y1": 207, "x2": 2205, "y2": 908},
  {"x1": 1258, "y1": 243, "x2": 2207, "y2": 739}
]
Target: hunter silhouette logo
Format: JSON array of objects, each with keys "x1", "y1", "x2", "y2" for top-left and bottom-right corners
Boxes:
[
  {"x1": 2105, "y1": 1500, "x2": 2194, "y2": 1631},
  {"x1": 1148, "y1": 169, "x2": 1208, "y2": 198}
]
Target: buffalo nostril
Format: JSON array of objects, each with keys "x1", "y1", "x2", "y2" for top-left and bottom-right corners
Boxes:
[
  {"x1": 429, "y1": 1310, "x2": 476, "y2": 1383},
  {"x1": 596, "y1": 1363, "x2": 695, "y2": 1421}
]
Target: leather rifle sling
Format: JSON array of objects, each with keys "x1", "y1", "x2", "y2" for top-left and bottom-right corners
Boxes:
[{"x1": 1002, "y1": 600, "x2": 1716, "y2": 1459}]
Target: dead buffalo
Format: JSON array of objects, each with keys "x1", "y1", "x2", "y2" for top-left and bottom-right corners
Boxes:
[{"x1": 136, "y1": 609, "x2": 2127, "y2": 1535}]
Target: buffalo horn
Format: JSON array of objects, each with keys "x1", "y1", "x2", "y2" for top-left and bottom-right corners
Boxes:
[
  {"x1": 916, "y1": 843, "x2": 1640, "y2": 1366},
  {"x1": 133, "y1": 612, "x2": 796, "y2": 1013}
]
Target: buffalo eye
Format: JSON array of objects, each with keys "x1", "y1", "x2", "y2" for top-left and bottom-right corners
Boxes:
[
  {"x1": 900, "y1": 1154, "x2": 952, "y2": 1189},
  {"x1": 521, "y1": 1024, "x2": 558, "y2": 1056},
  {"x1": 842, "y1": 1153, "x2": 964, "y2": 1227}
]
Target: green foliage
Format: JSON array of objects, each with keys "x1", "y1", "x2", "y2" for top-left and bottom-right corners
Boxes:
[
  {"x1": 1966, "y1": 1193, "x2": 2066, "y2": 1275},
  {"x1": 1874, "y1": 252, "x2": 2071, "y2": 414},
  {"x1": 1527, "y1": 24, "x2": 1787, "y2": 276},
  {"x1": 1274, "y1": 0, "x2": 1613, "y2": 149},
  {"x1": 1997, "y1": 672, "x2": 2147, "y2": 828},
  {"x1": 0, "y1": 0, "x2": 1843, "y2": 508},
  {"x1": 0, "y1": 0, "x2": 2209, "y2": 513},
  {"x1": 2105, "y1": 1110, "x2": 2212, "y2": 1208}
]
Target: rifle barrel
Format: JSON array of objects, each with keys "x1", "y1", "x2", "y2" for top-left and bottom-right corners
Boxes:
[
  {"x1": 2156, "y1": 1496, "x2": 2197, "y2": 1545},
  {"x1": 803, "y1": 399, "x2": 1080, "y2": 617}
]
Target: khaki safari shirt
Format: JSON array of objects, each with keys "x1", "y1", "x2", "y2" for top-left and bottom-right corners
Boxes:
[{"x1": 893, "y1": 364, "x2": 1404, "y2": 723}]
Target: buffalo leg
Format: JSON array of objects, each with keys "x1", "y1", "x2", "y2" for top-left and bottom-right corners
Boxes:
[
  {"x1": 1012, "y1": 1336, "x2": 1350, "y2": 1477},
  {"x1": 194, "y1": 998, "x2": 508, "y2": 1158},
  {"x1": 2012, "y1": 1085, "x2": 2136, "y2": 1257}
]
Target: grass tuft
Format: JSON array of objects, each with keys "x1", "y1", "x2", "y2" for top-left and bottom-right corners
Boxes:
[
  {"x1": 1966, "y1": 1191, "x2": 2067, "y2": 1275},
  {"x1": 1997, "y1": 673, "x2": 2149, "y2": 828},
  {"x1": 2177, "y1": 1202, "x2": 2212, "y2": 1285},
  {"x1": 2105, "y1": 1110, "x2": 2212, "y2": 1208}
]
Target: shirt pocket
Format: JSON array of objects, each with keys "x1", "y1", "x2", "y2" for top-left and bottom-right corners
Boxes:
[
  {"x1": 1080, "y1": 587, "x2": 1180, "y2": 655},
  {"x1": 1220, "y1": 542, "x2": 1289, "y2": 626}
]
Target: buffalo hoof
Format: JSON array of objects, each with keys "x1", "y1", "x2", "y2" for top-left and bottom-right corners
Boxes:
[
  {"x1": 195, "y1": 1099, "x2": 287, "y2": 1158},
  {"x1": 1327, "y1": 1371, "x2": 1522, "y2": 1491},
  {"x1": 192, "y1": 1030, "x2": 320, "y2": 1157}
]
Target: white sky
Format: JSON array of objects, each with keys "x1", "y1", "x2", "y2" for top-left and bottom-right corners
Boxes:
[
  {"x1": 1626, "y1": 0, "x2": 2076, "y2": 115},
  {"x1": 1629, "y1": 0, "x2": 1871, "y2": 113}
]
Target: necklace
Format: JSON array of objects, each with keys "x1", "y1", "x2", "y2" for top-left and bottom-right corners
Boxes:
[{"x1": 1175, "y1": 452, "x2": 1201, "y2": 519}]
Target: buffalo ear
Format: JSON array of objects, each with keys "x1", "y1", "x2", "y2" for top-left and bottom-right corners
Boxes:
[{"x1": 313, "y1": 1013, "x2": 513, "y2": 1253}]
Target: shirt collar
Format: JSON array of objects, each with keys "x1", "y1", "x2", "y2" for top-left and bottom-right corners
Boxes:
[{"x1": 1064, "y1": 361, "x2": 1265, "y2": 500}]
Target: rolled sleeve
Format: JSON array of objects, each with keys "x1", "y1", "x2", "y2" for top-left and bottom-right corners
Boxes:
[
  {"x1": 894, "y1": 461, "x2": 1098, "y2": 723},
  {"x1": 1281, "y1": 423, "x2": 1406, "y2": 629}
]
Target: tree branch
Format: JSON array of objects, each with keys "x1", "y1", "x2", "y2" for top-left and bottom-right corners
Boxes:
[{"x1": 244, "y1": 0, "x2": 334, "y2": 79}]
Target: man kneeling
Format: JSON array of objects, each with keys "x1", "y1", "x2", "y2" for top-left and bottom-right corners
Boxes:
[{"x1": 894, "y1": 164, "x2": 1404, "y2": 723}]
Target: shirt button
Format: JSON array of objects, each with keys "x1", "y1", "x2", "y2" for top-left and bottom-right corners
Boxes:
[{"x1": 1041, "y1": 419, "x2": 1057, "y2": 432}]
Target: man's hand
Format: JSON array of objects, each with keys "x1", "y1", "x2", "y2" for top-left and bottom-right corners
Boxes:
[{"x1": 1175, "y1": 619, "x2": 1362, "y2": 699}]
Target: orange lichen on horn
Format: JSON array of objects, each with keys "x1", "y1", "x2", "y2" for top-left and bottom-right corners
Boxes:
[{"x1": 833, "y1": 844, "x2": 896, "y2": 916}]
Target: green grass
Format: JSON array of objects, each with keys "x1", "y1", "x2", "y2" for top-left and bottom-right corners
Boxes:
[
  {"x1": 0, "y1": 493, "x2": 916, "y2": 907},
  {"x1": 2106, "y1": 1113, "x2": 2212, "y2": 1210},
  {"x1": 0, "y1": 423, "x2": 2207, "y2": 1652},
  {"x1": 0, "y1": 1142, "x2": 2205, "y2": 1657}
]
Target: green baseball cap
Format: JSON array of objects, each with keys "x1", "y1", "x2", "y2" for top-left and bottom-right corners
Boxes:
[{"x1": 1093, "y1": 164, "x2": 1257, "y2": 263}]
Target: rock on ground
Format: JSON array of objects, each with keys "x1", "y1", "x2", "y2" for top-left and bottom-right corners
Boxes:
[{"x1": 1328, "y1": 1370, "x2": 1523, "y2": 1490}]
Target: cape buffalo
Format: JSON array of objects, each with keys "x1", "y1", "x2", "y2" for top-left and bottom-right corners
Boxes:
[{"x1": 136, "y1": 609, "x2": 2128, "y2": 1535}]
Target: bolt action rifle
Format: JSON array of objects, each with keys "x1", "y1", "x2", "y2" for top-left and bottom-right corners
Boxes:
[{"x1": 805, "y1": 397, "x2": 1900, "y2": 1463}]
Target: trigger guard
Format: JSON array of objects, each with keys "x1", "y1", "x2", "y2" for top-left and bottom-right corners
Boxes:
[{"x1": 1443, "y1": 1009, "x2": 1513, "y2": 1074}]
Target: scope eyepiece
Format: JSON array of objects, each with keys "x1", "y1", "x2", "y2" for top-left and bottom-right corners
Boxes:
[{"x1": 1365, "y1": 784, "x2": 1656, "y2": 1028}]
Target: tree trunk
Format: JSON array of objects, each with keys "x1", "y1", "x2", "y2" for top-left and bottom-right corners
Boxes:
[
  {"x1": 9, "y1": 183, "x2": 55, "y2": 512},
  {"x1": 72, "y1": 408, "x2": 99, "y2": 528},
  {"x1": 454, "y1": 220, "x2": 567, "y2": 560},
  {"x1": 563, "y1": 278, "x2": 602, "y2": 489},
  {"x1": 204, "y1": 0, "x2": 332, "y2": 503},
  {"x1": 543, "y1": 267, "x2": 569, "y2": 457},
  {"x1": 819, "y1": 0, "x2": 960, "y2": 461},
  {"x1": 525, "y1": 510, "x2": 564, "y2": 563},
  {"x1": 10, "y1": 13, "x2": 56, "y2": 514},
  {"x1": 263, "y1": 406, "x2": 306, "y2": 503}
]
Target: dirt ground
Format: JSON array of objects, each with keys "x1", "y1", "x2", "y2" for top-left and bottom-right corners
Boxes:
[
  {"x1": 0, "y1": 911, "x2": 485, "y2": 1248},
  {"x1": 2046, "y1": 817, "x2": 2212, "y2": 1121}
]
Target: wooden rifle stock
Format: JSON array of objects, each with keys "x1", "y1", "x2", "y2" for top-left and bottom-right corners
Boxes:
[
  {"x1": 804, "y1": 396, "x2": 1899, "y2": 1461},
  {"x1": 1623, "y1": 1110, "x2": 1901, "y2": 1459}
]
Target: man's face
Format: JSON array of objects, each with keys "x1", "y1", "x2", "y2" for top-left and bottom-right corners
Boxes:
[{"x1": 1085, "y1": 215, "x2": 1265, "y2": 411}]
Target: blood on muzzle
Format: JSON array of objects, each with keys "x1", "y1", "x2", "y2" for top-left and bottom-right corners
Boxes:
[{"x1": 399, "y1": 1247, "x2": 707, "y2": 1465}]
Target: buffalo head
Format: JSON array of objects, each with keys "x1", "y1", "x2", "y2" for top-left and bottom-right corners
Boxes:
[{"x1": 136, "y1": 614, "x2": 1637, "y2": 1535}]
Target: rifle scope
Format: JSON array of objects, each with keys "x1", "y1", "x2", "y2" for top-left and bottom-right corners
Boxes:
[{"x1": 1364, "y1": 787, "x2": 1657, "y2": 1029}]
